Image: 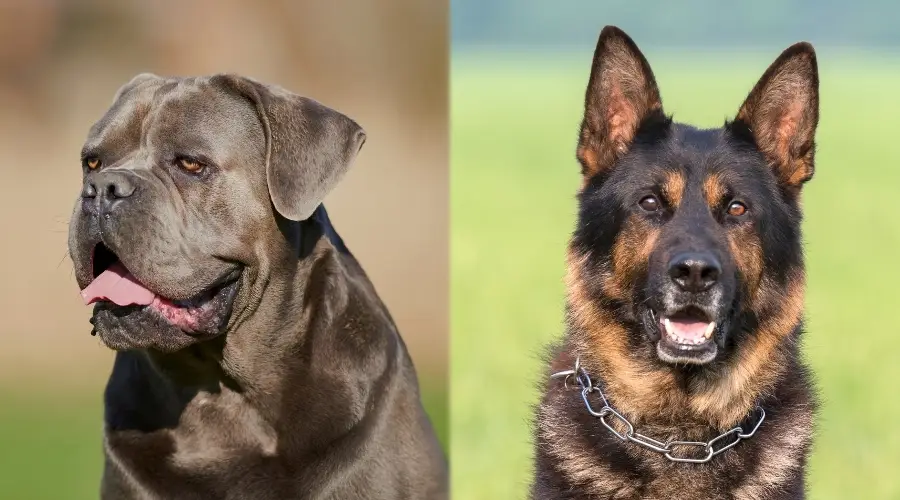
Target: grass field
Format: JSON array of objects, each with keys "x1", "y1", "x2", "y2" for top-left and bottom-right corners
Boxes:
[
  {"x1": 451, "y1": 51, "x2": 900, "y2": 499},
  {"x1": 0, "y1": 392, "x2": 103, "y2": 498},
  {"x1": 0, "y1": 378, "x2": 446, "y2": 499}
]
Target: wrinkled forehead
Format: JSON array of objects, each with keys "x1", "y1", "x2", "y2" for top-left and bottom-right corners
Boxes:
[{"x1": 83, "y1": 77, "x2": 261, "y2": 159}]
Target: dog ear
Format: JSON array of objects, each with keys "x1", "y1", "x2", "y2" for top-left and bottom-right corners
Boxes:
[
  {"x1": 218, "y1": 75, "x2": 366, "y2": 221},
  {"x1": 733, "y1": 43, "x2": 819, "y2": 193},
  {"x1": 577, "y1": 26, "x2": 664, "y2": 179}
]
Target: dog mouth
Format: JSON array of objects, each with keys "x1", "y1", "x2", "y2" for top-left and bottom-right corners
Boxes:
[
  {"x1": 82, "y1": 242, "x2": 241, "y2": 334},
  {"x1": 649, "y1": 306, "x2": 719, "y2": 365}
]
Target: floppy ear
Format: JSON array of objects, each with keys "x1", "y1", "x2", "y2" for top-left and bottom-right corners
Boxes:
[
  {"x1": 732, "y1": 43, "x2": 819, "y2": 194},
  {"x1": 577, "y1": 26, "x2": 665, "y2": 179},
  {"x1": 218, "y1": 75, "x2": 366, "y2": 221}
]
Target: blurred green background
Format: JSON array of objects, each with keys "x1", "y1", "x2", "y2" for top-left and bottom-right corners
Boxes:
[
  {"x1": 451, "y1": 1, "x2": 900, "y2": 498},
  {"x1": 0, "y1": 1, "x2": 447, "y2": 498},
  {"x1": 0, "y1": 383, "x2": 447, "y2": 498}
]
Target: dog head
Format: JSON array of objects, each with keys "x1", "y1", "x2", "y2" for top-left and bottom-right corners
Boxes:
[
  {"x1": 570, "y1": 27, "x2": 817, "y2": 367},
  {"x1": 68, "y1": 74, "x2": 365, "y2": 352}
]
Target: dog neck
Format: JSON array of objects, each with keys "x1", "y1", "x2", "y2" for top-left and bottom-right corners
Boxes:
[{"x1": 107, "y1": 205, "x2": 401, "y2": 449}]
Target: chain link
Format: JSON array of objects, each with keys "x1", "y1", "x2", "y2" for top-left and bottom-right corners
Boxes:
[{"x1": 550, "y1": 357, "x2": 765, "y2": 464}]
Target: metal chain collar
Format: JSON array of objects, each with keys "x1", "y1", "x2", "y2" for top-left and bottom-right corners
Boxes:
[{"x1": 550, "y1": 357, "x2": 765, "y2": 464}]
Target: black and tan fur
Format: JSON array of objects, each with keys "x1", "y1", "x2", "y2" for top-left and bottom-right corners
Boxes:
[{"x1": 532, "y1": 26, "x2": 820, "y2": 499}]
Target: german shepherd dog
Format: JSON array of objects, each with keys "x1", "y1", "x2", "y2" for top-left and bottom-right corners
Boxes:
[{"x1": 532, "y1": 26, "x2": 819, "y2": 499}]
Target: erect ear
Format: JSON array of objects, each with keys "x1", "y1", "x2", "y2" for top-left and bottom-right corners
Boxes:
[
  {"x1": 577, "y1": 26, "x2": 665, "y2": 179},
  {"x1": 732, "y1": 43, "x2": 819, "y2": 194},
  {"x1": 217, "y1": 75, "x2": 366, "y2": 221}
]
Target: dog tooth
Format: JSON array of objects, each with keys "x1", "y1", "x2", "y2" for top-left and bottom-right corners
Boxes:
[{"x1": 704, "y1": 322, "x2": 716, "y2": 338}]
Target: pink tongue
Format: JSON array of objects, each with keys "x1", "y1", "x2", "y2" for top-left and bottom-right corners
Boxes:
[
  {"x1": 80, "y1": 262, "x2": 156, "y2": 306},
  {"x1": 669, "y1": 319, "x2": 710, "y2": 340}
]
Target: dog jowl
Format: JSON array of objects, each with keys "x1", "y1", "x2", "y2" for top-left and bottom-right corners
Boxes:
[
  {"x1": 68, "y1": 74, "x2": 365, "y2": 352},
  {"x1": 533, "y1": 27, "x2": 819, "y2": 499}
]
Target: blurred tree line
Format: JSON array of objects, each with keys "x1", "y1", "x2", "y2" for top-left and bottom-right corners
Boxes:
[{"x1": 452, "y1": 0, "x2": 897, "y2": 49}]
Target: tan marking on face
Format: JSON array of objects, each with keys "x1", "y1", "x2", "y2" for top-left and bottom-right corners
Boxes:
[
  {"x1": 569, "y1": 240, "x2": 806, "y2": 428},
  {"x1": 567, "y1": 247, "x2": 679, "y2": 419},
  {"x1": 703, "y1": 172, "x2": 727, "y2": 207},
  {"x1": 690, "y1": 272, "x2": 805, "y2": 427},
  {"x1": 727, "y1": 225, "x2": 765, "y2": 298},
  {"x1": 661, "y1": 171, "x2": 685, "y2": 207},
  {"x1": 602, "y1": 217, "x2": 659, "y2": 300}
]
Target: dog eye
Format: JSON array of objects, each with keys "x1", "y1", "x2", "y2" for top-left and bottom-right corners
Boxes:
[
  {"x1": 727, "y1": 201, "x2": 748, "y2": 217},
  {"x1": 83, "y1": 157, "x2": 101, "y2": 170},
  {"x1": 638, "y1": 195, "x2": 660, "y2": 212},
  {"x1": 176, "y1": 157, "x2": 205, "y2": 173}
]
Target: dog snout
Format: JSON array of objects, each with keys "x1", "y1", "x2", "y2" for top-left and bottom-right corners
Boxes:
[
  {"x1": 82, "y1": 171, "x2": 137, "y2": 215},
  {"x1": 667, "y1": 252, "x2": 721, "y2": 293}
]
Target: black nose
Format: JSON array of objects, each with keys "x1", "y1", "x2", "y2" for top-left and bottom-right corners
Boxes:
[
  {"x1": 82, "y1": 171, "x2": 136, "y2": 214},
  {"x1": 668, "y1": 252, "x2": 721, "y2": 293}
]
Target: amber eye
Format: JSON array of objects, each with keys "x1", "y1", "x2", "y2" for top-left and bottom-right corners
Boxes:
[
  {"x1": 176, "y1": 157, "x2": 204, "y2": 173},
  {"x1": 85, "y1": 158, "x2": 101, "y2": 170},
  {"x1": 727, "y1": 201, "x2": 748, "y2": 217},
  {"x1": 639, "y1": 195, "x2": 660, "y2": 212}
]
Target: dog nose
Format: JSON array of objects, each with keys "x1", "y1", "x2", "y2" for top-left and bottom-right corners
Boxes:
[
  {"x1": 82, "y1": 171, "x2": 136, "y2": 214},
  {"x1": 668, "y1": 252, "x2": 721, "y2": 293}
]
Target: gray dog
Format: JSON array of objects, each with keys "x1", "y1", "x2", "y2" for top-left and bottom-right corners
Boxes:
[{"x1": 67, "y1": 74, "x2": 448, "y2": 499}]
